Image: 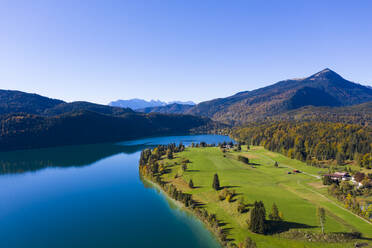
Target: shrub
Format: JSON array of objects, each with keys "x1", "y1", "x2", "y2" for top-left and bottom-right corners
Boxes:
[
  {"x1": 237, "y1": 198, "x2": 246, "y2": 213},
  {"x1": 239, "y1": 237, "x2": 257, "y2": 248},
  {"x1": 238, "y1": 155, "x2": 249, "y2": 164}
]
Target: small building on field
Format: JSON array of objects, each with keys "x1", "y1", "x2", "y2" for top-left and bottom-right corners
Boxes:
[{"x1": 323, "y1": 172, "x2": 351, "y2": 182}]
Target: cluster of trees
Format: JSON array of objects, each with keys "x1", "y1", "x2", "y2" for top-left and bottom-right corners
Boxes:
[
  {"x1": 248, "y1": 201, "x2": 283, "y2": 235},
  {"x1": 249, "y1": 201, "x2": 267, "y2": 234},
  {"x1": 167, "y1": 184, "x2": 194, "y2": 207},
  {"x1": 218, "y1": 141, "x2": 235, "y2": 148},
  {"x1": 218, "y1": 141, "x2": 244, "y2": 152},
  {"x1": 139, "y1": 143, "x2": 185, "y2": 166},
  {"x1": 218, "y1": 188, "x2": 235, "y2": 202},
  {"x1": 191, "y1": 142, "x2": 216, "y2": 148},
  {"x1": 139, "y1": 144, "x2": 186, "y2": 186},
  {"x1": 233, "y1": 121, "x2": 372, "y2": 168},
  {"x1": 327, "y1": 180, "x2": 372, "y2": 220}
]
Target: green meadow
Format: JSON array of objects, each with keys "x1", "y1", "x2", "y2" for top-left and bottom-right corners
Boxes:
[{"x1": 159, "y1": 146, "x2": 372, "y2": 248}]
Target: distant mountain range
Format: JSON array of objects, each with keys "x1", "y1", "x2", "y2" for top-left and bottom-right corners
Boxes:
[
  {"x1": 0, "y1": 90, "x2": 216, "y2": 151},
  {"x1": 1, "y1": 68, "x2": 371, "y2": 151},
  {"x1": 109, "y1": 98, "x2": 195, "y2": 110},
  {"x1": 140, "y1": 69, "x2": 372, "y2": 125}
]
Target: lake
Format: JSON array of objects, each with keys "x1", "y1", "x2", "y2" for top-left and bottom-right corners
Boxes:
[{"x1": 0, "y1": 134, "x2": 233, "y2": 248}]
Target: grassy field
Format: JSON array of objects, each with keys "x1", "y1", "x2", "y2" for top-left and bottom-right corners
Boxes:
[{"x1": 158, "y1": 146, "x2": 372, "y2": 248}]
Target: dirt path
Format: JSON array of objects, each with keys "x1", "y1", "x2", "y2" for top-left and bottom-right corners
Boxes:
[{"x1": 297, "y1": 180, "x2": 372, "y2": 226}]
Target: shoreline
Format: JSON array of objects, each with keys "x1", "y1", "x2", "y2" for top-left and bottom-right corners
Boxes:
[{"x1": 142, "y1": 176, "x2": 226, "y2": 248}]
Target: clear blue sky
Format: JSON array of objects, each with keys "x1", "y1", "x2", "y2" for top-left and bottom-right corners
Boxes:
[{"x1": 1, "y1": 0, "x2": 371, "y2": 104}]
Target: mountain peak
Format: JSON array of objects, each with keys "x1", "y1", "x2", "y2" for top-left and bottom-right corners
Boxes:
[{"x1": 308, "y1": 68, "x2": 343, "y2": 81}]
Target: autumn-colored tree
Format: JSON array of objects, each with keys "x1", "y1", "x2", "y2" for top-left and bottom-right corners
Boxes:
[
  {"x1": 354, "y1": 172, "x2": 365, "y2": 182},
  {"x1": 232, "y1": 122, "x2": 372, "y2": 167}
]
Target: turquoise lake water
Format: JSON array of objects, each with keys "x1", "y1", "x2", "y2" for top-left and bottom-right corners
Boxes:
[{"x1": 0, "y1": 134, "x2": 233, "y2": 248}]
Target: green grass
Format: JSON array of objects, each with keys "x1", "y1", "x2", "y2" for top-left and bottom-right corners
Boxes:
[{"x1": 159, "y1": 146, "x2": 372, "y2": 248}]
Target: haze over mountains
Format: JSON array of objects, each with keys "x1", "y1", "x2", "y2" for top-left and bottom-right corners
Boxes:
[
  {"x1": 139, "y1": 69, "x2": 372, "y2": 125},
  {"x1": 109, "y1": 98, "x2": 195, "y2": 110}
]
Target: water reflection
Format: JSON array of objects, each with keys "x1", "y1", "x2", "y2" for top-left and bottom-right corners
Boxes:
[
  {"x1": 0, "y1": 134, "x2": 233, "y2": 175},
  {"x1": 0, "y1": 143, "x2": 145, "y2": 174},
  {"x1": 0, "y1": 134, "x2": 230, "y2": 248}
]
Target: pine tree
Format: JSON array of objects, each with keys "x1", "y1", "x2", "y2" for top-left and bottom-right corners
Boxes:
[
  {"x1": 212, "y1": 173, "x2": 220, "y2": 191},
  {"x1": 268, "y1": 203, "x2": 281, "y2": 221},
  {"x1": 238, "y1": 144, "x2": 242, "y2": 151},
  {"x1": 249, "y1": 201, "x2": 266, "y2": 234},
  {"x1": 189, "y1": 179, "x2": 194, "y2": 188},
  {"x1": 167, "y1": 149, "x2": 173, "y2": 159}
]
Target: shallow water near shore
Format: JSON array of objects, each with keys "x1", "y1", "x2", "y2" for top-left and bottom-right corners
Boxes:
[{"x1": 0, "y1": 135, "x2": 232, "y2": 248}]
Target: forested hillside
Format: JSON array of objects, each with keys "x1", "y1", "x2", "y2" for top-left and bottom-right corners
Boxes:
[
  {"x1": 187, "y1": 69, "x2": 372, "y2": 124},
  {"x1": 137, "y1": 69, "x2": 372, "y2": 125},
  {"x1": 232, "y1": 122, "x2": 372, "y2": 168},
  {"x1": 0, "y1": 90, "x2": 64, "y2": 115},
  {"x1": 263, "y1": 102, "x2": 372, "y2": 126},
  {"x1": 137, "y1": 103, "x2": 194, "y2": 114},
  {"x1": 0, "y1": 90, "x2": 220, "y2": 151}
]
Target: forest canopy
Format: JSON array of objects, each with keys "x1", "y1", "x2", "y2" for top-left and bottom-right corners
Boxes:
[{"x1": 232, "y1": 121, "x2": 372, "y2": 168}]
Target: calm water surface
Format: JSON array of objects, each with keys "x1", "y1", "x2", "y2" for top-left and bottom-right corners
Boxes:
[{"x1": 0, "y1": 135, "x2": 233, "y2": 248}]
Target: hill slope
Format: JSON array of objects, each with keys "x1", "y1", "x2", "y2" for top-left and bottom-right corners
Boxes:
[
  {"x1": 185, "y1": 69, "x2": 372, "y2": 124},
  {"x1": 137, "y1": 103, "x2": 194, "y2": 114},
  {"x1": 0, "y1": 90, "x2": 64, "y2": 115},
  {"x1": 0, "y1": 90, "x2": 218, "y2": 151},
  {"x1": 265, "y1": 102, "x2": 372, "y2": 126}
]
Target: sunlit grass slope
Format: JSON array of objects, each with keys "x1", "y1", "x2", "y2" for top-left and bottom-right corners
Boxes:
[{"x1": 159, "y1": 146, "x2": 372, "y2": 248}]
